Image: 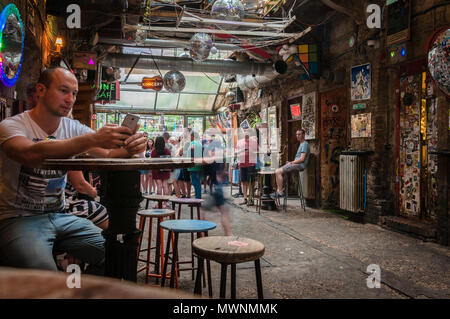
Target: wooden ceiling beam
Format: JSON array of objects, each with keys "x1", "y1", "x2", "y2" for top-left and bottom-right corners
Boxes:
[{"x1": 320, "y1": 0, "x2": 364, "y2": 25}]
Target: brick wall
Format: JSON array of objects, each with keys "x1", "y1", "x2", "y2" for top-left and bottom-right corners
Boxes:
[{"x1": 238, "y1": 1, "x2": 449, "y2": 233}]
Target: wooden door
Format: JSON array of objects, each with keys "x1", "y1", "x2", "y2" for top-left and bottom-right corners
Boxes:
[
  {"x1": 320, "y1": 88, "x2": 348, "y2": 208},
  {"x1": 398, "y1": 73, "x2": 424, "y2": 218}
]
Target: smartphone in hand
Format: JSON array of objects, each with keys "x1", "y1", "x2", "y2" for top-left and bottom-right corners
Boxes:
[{"x1": 121, "y1": 114, "x2": 140, "y2": 133}]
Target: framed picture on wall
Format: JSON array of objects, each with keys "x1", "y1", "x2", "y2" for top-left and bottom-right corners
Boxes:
[
  {"x1": 351, "y1": 63, "x2": 371, "y2": 101},
  {"x1": 351, "y1": 113, "x2": 372, "y2": 138}
]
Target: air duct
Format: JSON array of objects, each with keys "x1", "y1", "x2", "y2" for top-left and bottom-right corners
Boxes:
[
  {"x1": 103, "y1": 53, "x2": 278, "y2": 75},
  {"x1": 99, "y1": 37, "x2": 242, "y2": 52},
  {"x1": 236, "y1": 60, "x2": 287, "y2": 91}
]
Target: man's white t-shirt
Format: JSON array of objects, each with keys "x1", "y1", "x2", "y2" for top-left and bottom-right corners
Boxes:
[{"x1": 0, "y1": 111, "x2": 94, "y2": 221}]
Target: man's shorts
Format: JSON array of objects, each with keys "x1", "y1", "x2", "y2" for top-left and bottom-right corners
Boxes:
[
  {"x1": 281, "y1": 162, "x2": 305, "y2": 173},
  {"x1": 240, "y1": 165, "x2": 257, "y2": 182},
  {"x1": 212, "y1": 184, "x2": 225, "y2": 207}
]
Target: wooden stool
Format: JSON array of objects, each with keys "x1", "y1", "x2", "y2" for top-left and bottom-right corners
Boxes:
[
  {"x1": 192, "y1": 236, "x2": 265, "y2": 299},
  {"x1": 160, "y1": 219, "x2": 216, "y2": 296},
  {"x1": 137, "y1": 209, "x2": 176, "y2": 285},
  {"x1": 256, "y1": 170, "x2": 279, "y2": 214},
  {"x1": 169, "y1": 198, "x2": 204, "y2": 219},
  {"x1": 143, "y1": 194, "x2": 176, "y2": 209}
]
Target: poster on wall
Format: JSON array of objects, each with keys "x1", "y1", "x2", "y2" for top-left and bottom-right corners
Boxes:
[
  {"x1": 351, "y1": 63, "x2": 371, "y2": 101},
  {"x1": 351, "y1": 113, "x2": 372, "y2": 138},
  {"x1": 301, "y1": 92, "x2": 316, "y2": 140}
]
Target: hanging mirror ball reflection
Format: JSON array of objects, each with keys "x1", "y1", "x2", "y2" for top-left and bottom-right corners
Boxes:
[
  {"x1": 225, "y1": 91, "x2": 236, "y2": 101},
  {"x1": 211, "y1": 0, "x2": 245, "y2": 22},
  {"x1": 427, "y1": 28, "x2": 449, "y2": 97},
  {"x1": 134, "y1": 25, "x2": 147, "y2": 45},
  {"x1": 163, "y1": 70, "x2": 186, "y2": 93},
  {"x1": 0, "y1": 4, "x2": 24, "y2": 87},
  {"x1": 189, "y1": 33, "x2": 213, "y2": 61}
]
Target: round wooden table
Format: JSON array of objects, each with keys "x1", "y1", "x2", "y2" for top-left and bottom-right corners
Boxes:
[{"x1": 40, "y1": 157, "x2": 194, "y2": 282}]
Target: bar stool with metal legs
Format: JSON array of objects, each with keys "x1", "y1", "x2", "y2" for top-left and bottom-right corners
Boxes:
[
  {"x1": 282, "y1": 171, "x2": 306, "y2": 212},
  {"x1": 160, "y1": 219, "x2": 216, "y2": 296},
  {"x1": 255, "y1": 170, "x2": 278, "y2": 214},
  {"x1": 193, "y1": 236, "x2": 265, "y2": 299},
  {"x1": 137, "y1": 209, "x2": 176, "y2": 285}
]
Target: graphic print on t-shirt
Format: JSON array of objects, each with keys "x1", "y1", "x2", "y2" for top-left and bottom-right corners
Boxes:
[{"x1": 15, "y1": 166, "x2": 66, "y2": 212}]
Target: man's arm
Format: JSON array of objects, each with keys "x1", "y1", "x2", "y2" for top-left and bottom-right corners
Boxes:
[
  {"x1": 88, "y1": 123, "x2": 147, "y2": 158},
  {"x1": 290, "y1": 152, "x2": 306, "y2": 165},
  {"x1": 1, "y1": 125, "x2": 134, "y2": 167},
  {"x1": 68, "y1": 170, "x2": 97, "y2": 198}
]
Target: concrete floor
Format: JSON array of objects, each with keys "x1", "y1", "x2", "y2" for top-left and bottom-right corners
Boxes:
[{"x1": 136, "y1": 187, "x2": 450, "y2": 299}]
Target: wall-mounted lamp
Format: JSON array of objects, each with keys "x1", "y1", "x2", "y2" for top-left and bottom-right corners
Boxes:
[{"x1": 55, "y1": 37, "x2": 63, "y2": 52}]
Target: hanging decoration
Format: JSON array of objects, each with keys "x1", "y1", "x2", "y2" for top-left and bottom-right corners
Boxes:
[
  {"x1": 225, "y1": 91, "x2": 236, "y2": 101},
  {"x1": 0, "y1": 4, "x2": 24, "y2": 87},
  {"x1": 134, "y1": 24, "x2": 147, "y2": 45},
  {"x1": 141, "y1": 75, "x2": 163, "y2": 91},
  {"x1": 163, "y1": 70, "x2": 186, "y2": 93},
  {"x1": 189, "y1": 33, "x2": 213, "y2": 61},
  {"x1": 211, "y1": 0, "x2": 245, "y2": 22}
]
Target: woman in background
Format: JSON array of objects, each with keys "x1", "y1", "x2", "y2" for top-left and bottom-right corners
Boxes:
[
  {"x1": 146, "y1": 138, "x2": 156, "y2": 194},
  {"x1": 150, "y1": 136, "x2": 171, "y2": 208}
]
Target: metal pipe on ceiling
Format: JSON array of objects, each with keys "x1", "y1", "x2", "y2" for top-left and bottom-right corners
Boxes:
[
  {"x1": 103, "y1": 53, "x2": 278, "y2": 75},
  {"x1": 99, "y1": 37, "x2": 243, "y2": 51},
  {"x1": 94, "y1": 106, "x2": 213, "y2": 116}
]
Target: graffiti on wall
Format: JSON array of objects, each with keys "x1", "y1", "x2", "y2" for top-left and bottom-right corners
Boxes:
[
  {"x1": 399, "y1": 75, "x2": 421, "y2": 218},
  {"x1": 321, "y1": 89, "x2": 348, "y2": 208},
  {"x1": 302, "y1": 91, "x2": 317, "y2": 140},
  {"x1": 426, "y1": 87, "x2": 439, "y2": 221}
]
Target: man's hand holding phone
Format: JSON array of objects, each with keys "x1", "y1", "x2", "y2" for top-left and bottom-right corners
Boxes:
[{"x1": 120, "y1": 115, "x2": 147, "y2": 156}]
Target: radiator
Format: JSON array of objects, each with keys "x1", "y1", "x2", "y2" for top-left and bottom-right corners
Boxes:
[
  {"x1": 299, "y1": 154, "x2": 315, "y2": 199},
  {"x1": 339, "y1": 155, "x2": 365, "y2": 213}
]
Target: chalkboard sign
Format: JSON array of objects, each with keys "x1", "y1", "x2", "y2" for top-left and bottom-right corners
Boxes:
[{"x1": 386, "y1": 0, "x2": 411, "y2": 46}]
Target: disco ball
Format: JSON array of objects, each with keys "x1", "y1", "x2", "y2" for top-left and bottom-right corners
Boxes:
[
  {"x1": 179, "y1": 50, "x2": 190, "y2": 58},
  {"x1": 211, "y1": 0, "x2": 245, "y2": 22},
  {"x1": 210, "y1": 46, "x2": 218, "y2": 55},
  {"x1": 163, "y1": 71, "x2": 186, "y2": 93},
  {"x1": 225, "y1": 91, "x2": 236, "y2": 101},
  {"x1": 189, "y1": 33, "x2": 213, "y2": 62}
]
